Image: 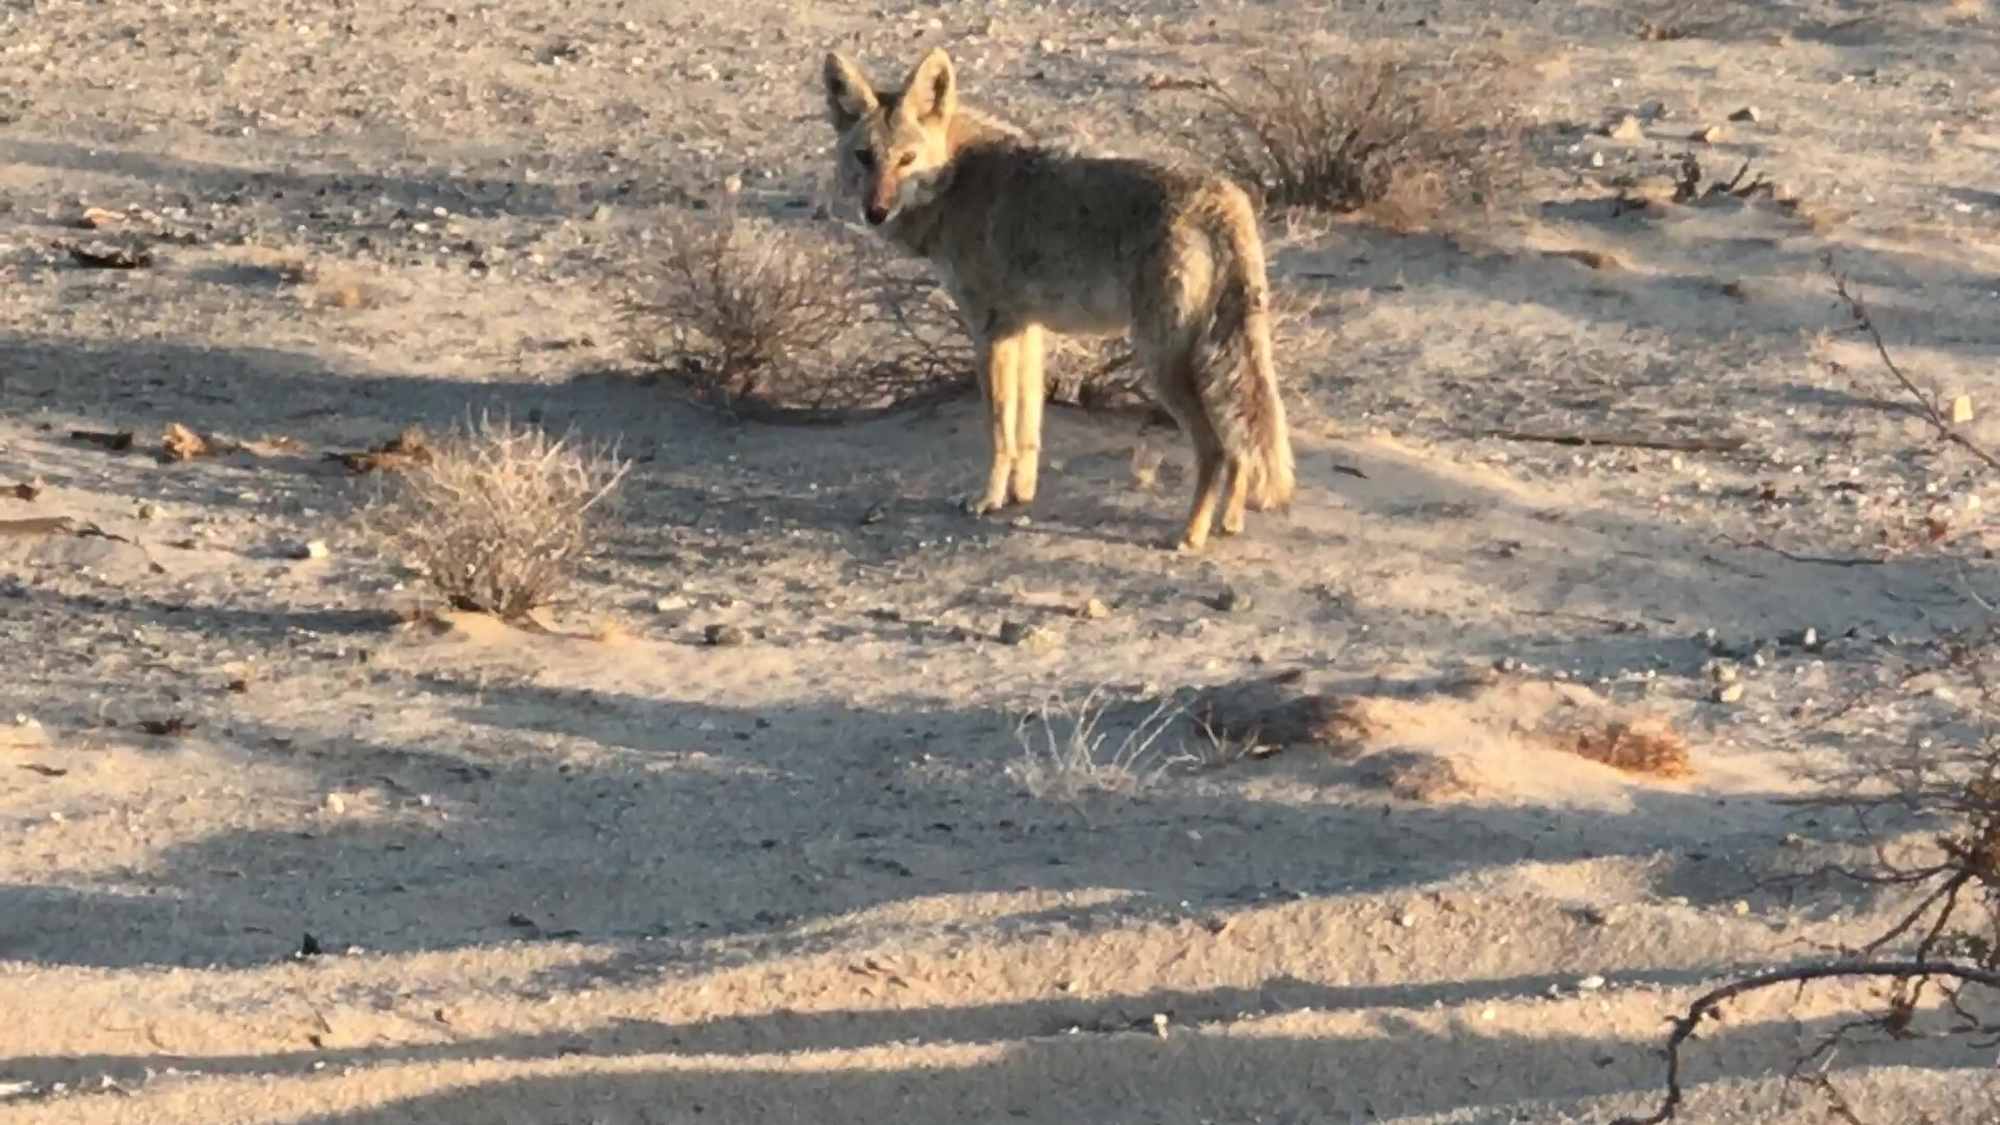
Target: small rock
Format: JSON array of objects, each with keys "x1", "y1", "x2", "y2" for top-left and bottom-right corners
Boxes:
[
  {"x1": 589, "y1": 203, "x2": 612, "y2": 223},
  {"x1": 1607, "y1": 115, "x2": 1645, "y2": 142},
  {"x1": 1710, "y1": 662, "x2": 1739, "y2": 684},
  {"x1": 704, "y1": 623, "x2": 746, "y2": 647},
  {"x1": 10, "y1": 478, "x2": 43, "y2": 501},
  {"x1": 1728, "y1": 106, "x2": 1760, "y2": 122},
  {"x1": 858, "y1": 503, "x2": 887, "y2": 526},
  {"x1": 1689, "y1": 124, "x2": 1728, "y2": 144},
  {"x1": 324, "y1": 793, "x2": 347, "y2": 815},
  {"x1": 1151, "y1": 1012, "x2": 1170, "y2": 1039},
  {"x1": 136, "y1": 502, "x2": 160, "y2": 520},
  {"x1": 1577, "y1": 974, "x2": 1607, "y2": 992},
  {"x1": 1395, "y1": 910, "x2": 1416, "y2": 929},
  {"x1": 292, "y1": 539, "x2": 330, "y2": 560},
  {"x1": 1731, "y1": 900, "x2": 1751, "y2": 916},
  {"x1": 1714, "y1": 682, "x2": 1746, "y2": 703},
  {"x1": 1950, "y1": 395, "x2": 1975, "y2": 425},
  {"x1": 1078, "y1": 598, "x2": 1111, "y2": 620},
  {"x1": 654, "y1": 595, "x2": 689, "y2": 612}
]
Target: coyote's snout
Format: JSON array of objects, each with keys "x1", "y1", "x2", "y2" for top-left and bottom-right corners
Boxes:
[{"x1": 822, "y1": 47, "x2": 1296, "y2": 551}]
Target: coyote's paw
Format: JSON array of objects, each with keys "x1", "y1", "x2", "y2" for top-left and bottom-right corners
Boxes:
[{"x1": 962, "y1": 493, "x2": 1008, "y2": 517}]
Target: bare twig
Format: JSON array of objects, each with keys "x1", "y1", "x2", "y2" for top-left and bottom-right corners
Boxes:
[
  {"x1": 1613, "y1": 961, "x2": 2000, "y2": 1125},
  {"x1": 1718, "y1": 535, "x2": 1888, "y2": 567},
  {"x1": 1475, "y1": 429, "x2": 1747, "y2": 453},
  {"x1": 1825, "y1": 252, "x2": 2000, "y2": 473}
]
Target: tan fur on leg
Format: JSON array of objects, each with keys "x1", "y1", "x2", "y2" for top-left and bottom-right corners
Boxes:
[
  {"x1": 1009, "y1": 323, "x2": 1045, "y2": 505},
  {"x1": 1218, "y1": 454, "x2": 1251, "y2": 536},
  {"x1": 970, "y1": 331, "x2": 1022, "y2": 516},
  {"x1": 1178, "y1": 448, "x2": 1224, "y2": 551}
]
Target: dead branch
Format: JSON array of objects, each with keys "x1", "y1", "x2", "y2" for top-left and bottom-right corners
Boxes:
[
  {"x1": 1613, "y1": 961, "x2": 2000, "y2": 1125},
  {"x1": 1719, "y1": 535, "x2": 1888, "y2": 567},
  {"x1": 1475, "y1": 429, "x2": 1747, "y2": 453},
  {"x1": 1825, "y1": 252, "x2": 2000, "y2": 474}
]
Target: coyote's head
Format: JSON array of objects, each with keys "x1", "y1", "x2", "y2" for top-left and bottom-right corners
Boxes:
[{"x1": 821, "y1": 48, "x2": 959, "y2": 227}]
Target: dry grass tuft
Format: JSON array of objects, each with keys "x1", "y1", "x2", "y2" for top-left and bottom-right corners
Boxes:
[
  {"x1": 1569, "y1": 718, "x2": 1693, "y2": 778},
  {"x1": 363, "y1": 413, "x2": 629, "y2": 620},
  {"x1": 1198, "y1": 46, "x2": 1531, "y2": 227},
  {"x1": 1008, "y1": 691, "x2": 1187, "y2": 801}
]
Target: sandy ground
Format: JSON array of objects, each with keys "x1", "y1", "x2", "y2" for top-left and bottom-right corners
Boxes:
[{"x1": 5, "y1": 0, "x2": 2000, "y2": 1122}]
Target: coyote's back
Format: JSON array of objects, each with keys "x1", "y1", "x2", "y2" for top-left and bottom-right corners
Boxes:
[{"x1": 822, "y1": 47, "x2": 1294, "y2": 550}]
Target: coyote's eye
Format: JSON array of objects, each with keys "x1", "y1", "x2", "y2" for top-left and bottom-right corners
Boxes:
[
  {"x1": 854, "y1": 150, "x2": 876, "y2": 170},
  {"x1": 897, "y1": 152, "x2": 916, "y2": 169}
]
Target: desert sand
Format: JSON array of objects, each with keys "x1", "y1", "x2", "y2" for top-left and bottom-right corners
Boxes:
[{"x1": 4, "y1": 0, "x2": 2000, "y2": 1122}]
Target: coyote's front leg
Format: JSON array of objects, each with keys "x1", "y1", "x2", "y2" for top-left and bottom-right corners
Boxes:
[
  {"x1": 966, "y1": 327, "x2": 1029, "y2": 516},
  {"x1": 1009, "y1": 324, "x2": 1045, "y2": 506}
]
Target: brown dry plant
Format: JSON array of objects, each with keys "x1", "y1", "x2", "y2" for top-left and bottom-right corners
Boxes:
[
  {"x1": 364, "y1": 413, "x2": 629, "y2": 620},
  {"x1": 623, "y1": 205, "x2": 974, "y2": 419},
  {"x1": 1198, "y1": 46, "x2": 1530, "y2": 227},
  {"x1": 1569, "y1": 718, "x2": 1694, "y2": 778},
  {"x1": 625, "y1": 204, "x2": 864, "y2": 405}
]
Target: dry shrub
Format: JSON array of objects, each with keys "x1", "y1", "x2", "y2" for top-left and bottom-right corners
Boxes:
[
  {"x1": 1632, "y1": 0, "x2": 1738, "y2": 41},
  {"x1": 623, "y1": 204, "x2": 966, "y2": 417},
  {"x1": 626, "y1": 204, "x2": 860, "y2": 400},
  {"x1": 1200, "y1": 46, "x2": 1530, "y2": 227},
  {"x1": 1569, "y1": 718, "x2": 1693, "y2": 778},
  {"x1": 363, "y1": 413, "x2": 628, "y2": 620}
]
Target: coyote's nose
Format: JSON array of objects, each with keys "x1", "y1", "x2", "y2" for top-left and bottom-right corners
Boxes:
[{"x1": 864, "y1": 203, "x2": 891, "y2": 226}]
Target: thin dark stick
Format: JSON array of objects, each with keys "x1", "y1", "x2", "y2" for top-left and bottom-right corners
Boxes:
[
  {"x1": 1825, "y1": 253, "x2": 2000, "y2": 473},
  {"x1": 1720, "y1": 535, "x2": 1887, "y2": 568},
  {"x1": 1475, "y1": 429, "x2": 1747, "y2": 454}
]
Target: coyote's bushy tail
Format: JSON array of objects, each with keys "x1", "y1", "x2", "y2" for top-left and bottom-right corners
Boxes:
[{"x1": 1189, "y1": 190, "x2": 1295, "y2": 512}]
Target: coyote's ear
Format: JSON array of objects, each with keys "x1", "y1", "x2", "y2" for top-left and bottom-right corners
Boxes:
[
  {"x1": 899, "y1": 48, "x2": 957, "y2": 125},
  {"x1": 823, "y1": 52, "x2": 879, "y2": 132}
]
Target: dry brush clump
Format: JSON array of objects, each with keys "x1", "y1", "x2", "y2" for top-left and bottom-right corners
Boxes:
[
  {"x1": 1197, "y1": 46, "x2": 1531, "y2": 228},
  {"x1": 624, "y1": 205, "x2": 863, "y2": 404},
  {"x1": 362, "y1": 413, "x2": 629, "y2": 620},
  {"x1": 622, "y1": 204, "x2": 968, "y2": 418},
  {"x1": 1569, "y1": 717, "x2": 1693, "y2": 778}
]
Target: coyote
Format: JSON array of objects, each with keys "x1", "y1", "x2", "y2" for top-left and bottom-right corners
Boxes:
[{"x1": 821, "y1": 47, "x2": 1295, "y2": 551}]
